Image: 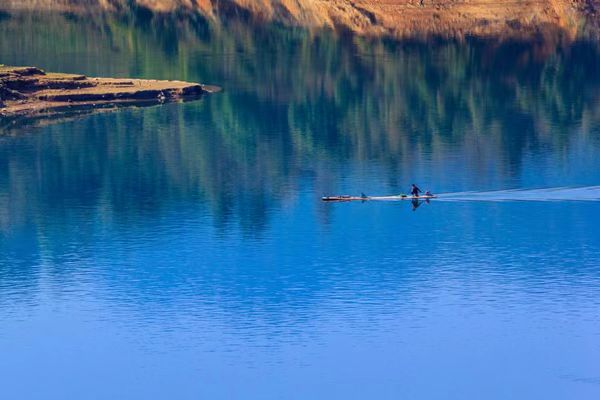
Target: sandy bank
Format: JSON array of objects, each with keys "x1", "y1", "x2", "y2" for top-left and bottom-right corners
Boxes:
[{"x1": 0, "y1": 65, "x2": 219, "y2": 126}]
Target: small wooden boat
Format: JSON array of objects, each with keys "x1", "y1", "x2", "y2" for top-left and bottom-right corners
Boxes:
[
  {"x1": 321, "y1": 195, "x2": 368, "y2": 202},
  {"x1": 321, "y1": 194, "x2": 436, "y2": 202}
]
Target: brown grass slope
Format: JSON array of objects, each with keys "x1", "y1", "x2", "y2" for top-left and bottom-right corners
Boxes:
[{"x1": 2, "y1": 0, "x2": 599, "y2": 39}]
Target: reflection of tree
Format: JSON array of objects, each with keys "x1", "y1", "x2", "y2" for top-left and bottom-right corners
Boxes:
[{"x1": 0, "y1": 10, "x2": 600, "y2": 238}]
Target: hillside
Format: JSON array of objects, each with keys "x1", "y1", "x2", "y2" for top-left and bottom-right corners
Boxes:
[{"x1": 2, "y1": 0, "x2": 599, "y2": 39}]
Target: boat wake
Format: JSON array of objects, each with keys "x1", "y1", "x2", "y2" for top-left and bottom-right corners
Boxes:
[{"x1": 436, "y1": 186, "x2": 600, "y2": 202}]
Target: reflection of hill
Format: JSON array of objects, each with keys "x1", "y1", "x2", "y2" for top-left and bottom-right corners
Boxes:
[{"x1": 1, "y1": 11, "x2": 600, "y2": 236}]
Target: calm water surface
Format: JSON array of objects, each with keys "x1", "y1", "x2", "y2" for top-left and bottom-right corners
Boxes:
[{"x1": 1, "y1": 10, "x2": 600, "y2": 399}]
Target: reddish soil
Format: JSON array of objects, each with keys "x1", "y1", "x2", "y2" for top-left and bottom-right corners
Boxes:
[{"x1": 3, "y1": 0, "x2": 598, "y2": 39}]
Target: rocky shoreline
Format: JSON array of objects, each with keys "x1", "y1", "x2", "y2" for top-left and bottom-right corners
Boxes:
[{"x1": 0, "y1": 65, "x2": 219, "y2": 128}]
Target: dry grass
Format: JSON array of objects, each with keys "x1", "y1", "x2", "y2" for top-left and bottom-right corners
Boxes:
[{"x1": 2, "y1": 0, "x2": 598, "y2": 38}]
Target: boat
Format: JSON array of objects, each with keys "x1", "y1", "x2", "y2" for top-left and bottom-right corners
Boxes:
[
  {"x1": 321, "y1": 194, "x2": 437, "y2": 202},
  {"x1": 321, "y1": 195, "x2": 367, "y2": 202}
]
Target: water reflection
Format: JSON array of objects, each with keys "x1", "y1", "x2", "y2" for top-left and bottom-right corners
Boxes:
[
  {"x1": 1, "y1": 10, "x2": 600, "y2": 399},
  {"x1": 0, "y1": 11, "x2": 599, "y2": 234},
  {"x1": 0, "y1": 10, "x2": 598, "y2": 310}
]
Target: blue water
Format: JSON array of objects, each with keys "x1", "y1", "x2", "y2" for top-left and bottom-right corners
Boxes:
[{"x1": 1, "y1": 10, "x2": 600, "y2": 399}]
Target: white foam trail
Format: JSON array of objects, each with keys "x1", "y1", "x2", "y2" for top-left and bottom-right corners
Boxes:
[{"x1": 435, "y1": 186, "x2": 600, "y2": 202}]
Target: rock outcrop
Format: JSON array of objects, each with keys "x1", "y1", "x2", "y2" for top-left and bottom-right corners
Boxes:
[{"x1": 0, "y1": 65, "x2": 218, "y2": 124}]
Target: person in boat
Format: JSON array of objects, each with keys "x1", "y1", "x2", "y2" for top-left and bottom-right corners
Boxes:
[
  {"x1": 411, "y1": 184, "x2": 422, "y2": 197},
  {"x1": 425, "y1": 190, "x2": 433, "y2": 197}
]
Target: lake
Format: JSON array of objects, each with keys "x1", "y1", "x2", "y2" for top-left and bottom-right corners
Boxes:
[{"x1": 1, "y1": 9, "x2": 600, "y2": 399}]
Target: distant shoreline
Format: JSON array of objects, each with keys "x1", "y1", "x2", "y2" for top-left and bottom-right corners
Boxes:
[
  {"x1": 0, "y1": 65, "x2": 219, "y2": 129},
  {"x1": 1, "y1": 1, "x2": 599, "y2": 41}
]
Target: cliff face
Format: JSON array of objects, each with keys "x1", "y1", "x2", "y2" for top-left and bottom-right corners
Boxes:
[{"x1": 2, "y1": 0, "x2": 599, "y2": 39}]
